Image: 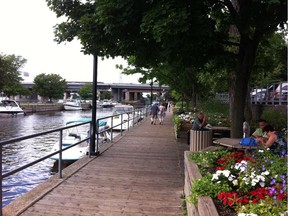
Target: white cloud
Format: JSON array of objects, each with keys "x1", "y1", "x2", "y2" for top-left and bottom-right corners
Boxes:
[{"x1": 0, "y1": 0, "x2": 141, "y2": 83}]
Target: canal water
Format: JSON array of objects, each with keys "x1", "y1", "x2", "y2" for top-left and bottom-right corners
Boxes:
[{"x1": 0, "y1": 109, "x2": 114, "y2": 207}]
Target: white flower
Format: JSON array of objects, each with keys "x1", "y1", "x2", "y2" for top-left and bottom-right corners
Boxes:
[
  {"x1": 251, "y1": 178, "x2": 259, "y2": 186},
  {"x1": 256, "y1": 175, "x2": 265, "y2": 182},
  {"x1": 267, "y1": 148, "x2": 270, "y2": 151},
  {"x1": 222, "y1": 170, "x2": 231, "y2": 177},
  {"x1": 261, "y1": 170, "x2": 270, "y2": 176},
  {"x1": 258, "y1": 149, "x2": 264, "y2": 153},
  {"x1": 212, "y1": 174, "x2": 219, "y2": 181},
  {"x1": 234, "y1": 160, "x2": 248, "y2": 172},
  {"x1": 238, "y1": 213, "x2": 258, "y2": 216},
  {"x1": 228, "y1": 175, "x2": 236, "y2": 181},
  {"x1": 232, "y1": 179, "x2": 238, "y2": 186},
  {"x1": 259, "y1": 182, "x2": 265, "y2": 187}
]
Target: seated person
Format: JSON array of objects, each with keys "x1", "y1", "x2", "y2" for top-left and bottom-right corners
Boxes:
[
  {"x1": 256, "y1": 125, "x2": 287, "y2": 155},
  {"x1": 251, "y1": 119, "x2": 267, "y2": 138},
  {"x1": 192, "y1": 113, "x2": 208, "y2": 131}
]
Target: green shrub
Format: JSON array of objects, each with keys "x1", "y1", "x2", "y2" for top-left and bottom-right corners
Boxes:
[{"x1": 261, "y1": 109, "x2": 287, "y2": 130}]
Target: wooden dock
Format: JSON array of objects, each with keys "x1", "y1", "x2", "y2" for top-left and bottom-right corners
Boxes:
[{"x1": 4, "y1": 111, "x2": 189, "y2": 216}]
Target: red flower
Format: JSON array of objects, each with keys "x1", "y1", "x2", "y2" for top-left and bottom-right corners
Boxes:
[{"x1": 216, "y1": 166, "x2": 226, "y2": 170}]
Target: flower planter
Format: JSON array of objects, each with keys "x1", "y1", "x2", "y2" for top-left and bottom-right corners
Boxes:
[
  {"x1": 184, "y1": 151, "x2": 219, "y2": 216},
  {"x1": 181, "y1": 122, "x2": 192, "y2": 131}
]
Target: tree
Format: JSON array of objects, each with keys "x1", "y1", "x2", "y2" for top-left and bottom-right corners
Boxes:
[
  {"x1": 251, "y1": 32, "x2": 287, "y2": 87},
  {"x1": 0, "y1": 53, "x2": 26, "y2": 93},
  {"x1": 33, "y1": 73, "x2": 67, "y2": 102},
  {"x1": 99, "y1": 91, "x2": 112, "y2": 100},
  {"x1": 46, "y1": 0, "x2": 286, "y2": 137},
  {"x1": 207, "y1": 0, "x2": 286, "y2": 137},
  {"x1": 3, "y1": 83, "x2": 30, "y2": 98},
  {"x1": 78, "y1": 83, "x2": 93, "y2": 100}
]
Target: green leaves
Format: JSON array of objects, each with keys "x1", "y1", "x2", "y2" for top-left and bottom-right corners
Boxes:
[
  {"x1": 78, "y1": 83, "x2": 93, "y2": 100},
  {"x1": 33, "y1": 73, "x2": 67, "y2": 102},
  {"x1": 189, "y1": 173, "x2": 232, "y2": 204},
  {"x1": 0, "y1": 53, "x2": 26, "y2": 94}
]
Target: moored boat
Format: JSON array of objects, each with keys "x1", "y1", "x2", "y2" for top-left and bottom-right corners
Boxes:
[
  {"x1": 63, "y1": 99, "x2": 82, "y2": 110},
  {"x1": 0, "y1": 99, "x2": 26, "y2": 115},
  {"x1": 50, "y1": 118, "x2": 110, "y2": 161},
  {"x1": 63, "y1": 93, "x2": 82, "y2": 111},
  {"x1": 107, "y1": 104, "x2": 140, "y2": 130}
]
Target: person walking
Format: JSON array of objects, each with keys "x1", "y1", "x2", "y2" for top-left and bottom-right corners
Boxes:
[
  {"x1": 150, "y1": 103, "x2": 159, "y2": 125},
  {"x1": 158, "y1": 103, "x2": 166, "y2": 125}
]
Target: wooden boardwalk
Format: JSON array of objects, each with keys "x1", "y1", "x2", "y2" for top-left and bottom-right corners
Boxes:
[{"x1": 5, "y1": 111, "x2": 189, "y2": 216}]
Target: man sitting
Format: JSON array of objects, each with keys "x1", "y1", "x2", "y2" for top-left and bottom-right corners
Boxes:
[
  {"x1": 251, "y1": 119, "x2": 267, "y2": 139},
  {"x1": 192, "y1": 113, "x2": 208, "y2": 131}
]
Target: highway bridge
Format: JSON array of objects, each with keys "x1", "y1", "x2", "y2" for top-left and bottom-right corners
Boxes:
[{"x1": 21, "y1": 82, "x2": 170, "y2": 102}]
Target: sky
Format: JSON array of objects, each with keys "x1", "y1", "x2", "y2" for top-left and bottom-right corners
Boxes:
[{"x1": 0, "y1": 0, "x2": 141, "y2": 83}]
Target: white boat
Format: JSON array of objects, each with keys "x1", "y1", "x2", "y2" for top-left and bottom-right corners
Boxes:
[
  {"x1": 50, "y1": 118, "x2": 110, "y2": 161},
  {"x1": 0, "y1": 99, "x2": 26, "y2": 115},
  {"x1": 64, "y1": 99, "x2": 82, "y2": 110},
  {"x1": 108, "y1": 104, "x2": 139, "y2": 130},
  {"x1": 63, "y1": 93, "x2": 82, "y2": 110}
]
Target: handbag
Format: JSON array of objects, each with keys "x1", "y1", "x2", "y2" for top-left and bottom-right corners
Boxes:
[{"x1": 240, "y1": 137, "x2": 256, "y2": 146}]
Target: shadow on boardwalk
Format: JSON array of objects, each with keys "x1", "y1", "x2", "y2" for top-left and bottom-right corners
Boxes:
[{"x1": 5, "y1": 111, "x2": 190, "y2": 216}]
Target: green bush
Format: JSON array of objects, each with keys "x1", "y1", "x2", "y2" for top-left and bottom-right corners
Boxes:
[{"x1": 261, "y1": 109, "x2": 287, "y2": 130}]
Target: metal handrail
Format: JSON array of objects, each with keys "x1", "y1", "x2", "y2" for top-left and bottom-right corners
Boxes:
[{"x1": 0, "y1": 106, "x2": 150, "y2": 212}]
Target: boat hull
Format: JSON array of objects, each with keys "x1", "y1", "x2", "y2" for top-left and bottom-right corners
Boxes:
[
  {"x1": 0, "y1": 100, "x2": 25, "y2": 115},
  {"x1": 63, "y1": 104, "x2": 82, "y2": 110}
]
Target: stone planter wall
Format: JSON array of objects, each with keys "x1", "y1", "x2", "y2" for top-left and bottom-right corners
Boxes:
[{"x1": 184, "y1": 151, "x2": 219, "y2": 216}]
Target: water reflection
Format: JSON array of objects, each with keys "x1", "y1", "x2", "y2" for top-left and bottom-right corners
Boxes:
[{"x1": 1, "y1": 109, "x2": 113, "y2": 206}]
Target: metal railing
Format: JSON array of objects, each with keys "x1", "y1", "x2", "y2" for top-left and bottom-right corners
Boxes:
[
  {"x1": 251, "y1": 82, "x2": 287, "y2": 105},
  {"x1": 0, "y1": 106, "x2": 150, "y2": 213}
]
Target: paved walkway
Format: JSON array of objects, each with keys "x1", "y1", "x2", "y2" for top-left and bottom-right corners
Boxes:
[{"x1": 5, "y1": 111, "x2": 189, "y2": 216}]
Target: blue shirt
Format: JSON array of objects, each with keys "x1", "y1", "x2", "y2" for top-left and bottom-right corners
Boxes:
[{"x1": 151, "y1": 104, "x2": 159, "y2": 115}]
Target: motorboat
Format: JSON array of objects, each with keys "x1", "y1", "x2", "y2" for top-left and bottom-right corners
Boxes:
[
  {"x1": 99, "y1": 99, "x2": 115, "y2": 108},
  {"x1": 50, "y1": 118, "x2": 110, "y2": 161},
  {"x1": 107, "y1": 104, "x2": 139, "y2": 130},
  {"x1": 63, "y1": 99, "x2": 82, "y2": 110},
  {"x1": 0, "y1": 99, "x2": 26, "y2": 115},
  {"x1": 63, "y1": 93, "x2": 82, "y2": 111}
]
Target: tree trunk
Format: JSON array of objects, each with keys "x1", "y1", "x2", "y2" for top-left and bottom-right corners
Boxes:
[
  {"x1": 244, "y1": 85, "x2": 253, "y2": 122},
  {"x1": 229, "y1": 35, "x2": 260, "y2": 138}
]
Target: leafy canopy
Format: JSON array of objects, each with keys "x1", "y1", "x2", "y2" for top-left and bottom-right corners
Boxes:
[
  {"x1": 33, "y1": 73, "x2": 67, "y2": 102},
  {"x1": 78, "y1": 82, "x2": 93, "y2": 100},
  {"x1": 0, "y1": 53, "x2": 26, "y2": 93}
]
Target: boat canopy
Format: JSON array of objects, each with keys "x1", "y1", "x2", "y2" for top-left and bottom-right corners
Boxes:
[{"x1": 66, "y1": 118, "x2": 107, "y2": 126}]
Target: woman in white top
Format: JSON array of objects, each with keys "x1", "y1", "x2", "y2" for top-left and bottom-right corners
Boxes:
[{"x1": 158, "y1": 103, "x2": 166, "y2": 125}]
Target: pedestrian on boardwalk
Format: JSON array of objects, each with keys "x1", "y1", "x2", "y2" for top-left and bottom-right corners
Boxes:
[
  {"x1": 158, "y1": 103, "x2": 166, "y2": 125},
  {"x1": 167, "y1": 102, "x2": 171, "y2": 112},
  {"x1": 150, "y1": 103, "x2": 159, "y2": 125}
]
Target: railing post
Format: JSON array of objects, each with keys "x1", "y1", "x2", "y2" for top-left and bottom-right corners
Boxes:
[
  {"x1": 110, "y1": 115, "x2": 113, "y2": 142},
  {"x1": 127, "y1": 113, "x2": 130, "y2": 131},
  {"x1": 1, "y1": 139, "x2": 3, "y2": 216},
  {"x1": 120, "y1": 114, "x2": 123, "y2": 136},
  {"x1": 279, "y1": 83, "x2": 282, "y2": 105},
  {"x1": 96, "y1": 120, "x2": 99, "y2": 154},
  {"x1": 58, "y1": 130, "x2": 63, "y2": 178}
]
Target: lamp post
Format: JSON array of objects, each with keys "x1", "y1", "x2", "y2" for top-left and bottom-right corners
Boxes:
[
  {"x1": 90, "y1": 55, "x2": 99, "y2": 156},
  {"x1": 150, "y1": 79, "x2": 157, "y2": 105},
  {"x1": 150, "y1": 82, "x2": 153, "y2": 105}
]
